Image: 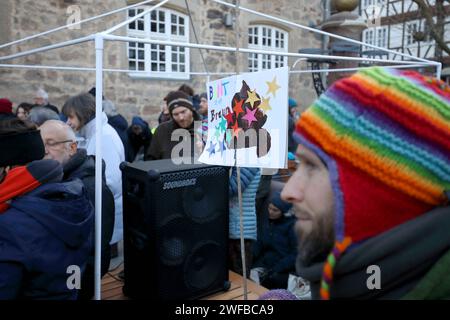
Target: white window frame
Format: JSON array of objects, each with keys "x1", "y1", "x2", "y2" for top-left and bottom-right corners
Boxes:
[
  {"x1": 406, "y1": 21, "x2": 418, "y2": 46},
  {"x1": 362, "y1": 25, "x2": 387, "y2": 51},
  {"x1": 247, "y1": 25, "x2": 289, "y2": 72},
  {"x1": 127, "y1": 7, "x2": 190, "y2": 80}
]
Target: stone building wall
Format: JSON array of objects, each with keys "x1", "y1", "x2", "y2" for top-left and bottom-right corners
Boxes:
[{"x1": 0, "y1": 0, "x2": 323, "y2": 128}]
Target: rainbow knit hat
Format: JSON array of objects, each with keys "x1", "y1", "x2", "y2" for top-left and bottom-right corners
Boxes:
[{"x1": 293, "y1": 67, "x2": 450, "y2": 299}]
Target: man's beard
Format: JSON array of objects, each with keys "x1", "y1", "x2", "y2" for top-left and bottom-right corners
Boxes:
[{"x1": 296, "y1": 213, "x2": 335, "y2": 267}]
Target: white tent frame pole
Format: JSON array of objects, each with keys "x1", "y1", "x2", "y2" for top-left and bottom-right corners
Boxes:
[
  {"x1": 94, "y1": 33, "x2": 104, "y2": 301},
  {"x1": 210, "y1": 0, "x2": 435, "y2": 65},
  {"x1": 0, "y1": 0, "x2": 157, "y2": 50},
  {"x1": 289, "y1": 64, "x2": 430, "y2": 74},
  {"x1": 436, "y1": 62, "x2": 442, "y2": 79},
  {"x1": 0, "y1": 35, "x2": 94, "y2": 62},
  {"x1": 103, "y1": 0, "x2": 172, "y2": 35},
  {"x1": 102, "y1": 34, "x2": 433, "y2": 66},
  {"x1": 0, "y1": 63, "x2": 432, "y2": 74}
]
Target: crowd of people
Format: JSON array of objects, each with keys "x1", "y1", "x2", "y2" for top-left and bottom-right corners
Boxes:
[{"x1": 0, "y1": 66, "x2": 449, "y2": 300}]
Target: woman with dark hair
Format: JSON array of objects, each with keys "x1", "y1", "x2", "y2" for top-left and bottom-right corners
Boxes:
[
  {"x1": 15, "y1": 102, "x2": 34, "y2": 121},
  {"x1": 62, "y1": 93, "x2": 125, "y2": 248}
]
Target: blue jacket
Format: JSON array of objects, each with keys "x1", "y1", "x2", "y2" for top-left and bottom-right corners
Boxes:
[
  {"x1": 0, "y1": 179, "x2": 94, "y2": 300},
  {"x1": 229, "y1": 168, "x2": 261, "y2": 241},
  {"x1": 253, "y1": 215, "x2": 297, "y2": 274}
]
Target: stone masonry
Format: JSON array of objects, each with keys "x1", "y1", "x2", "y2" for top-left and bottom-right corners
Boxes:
[{"x1": 0, "y1": 0, "x2": 324, "y2": 128}]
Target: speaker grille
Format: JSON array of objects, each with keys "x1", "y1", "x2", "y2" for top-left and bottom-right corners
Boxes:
[{"x1": 122, "y1": 162, "x2": 229, "y2": 300}]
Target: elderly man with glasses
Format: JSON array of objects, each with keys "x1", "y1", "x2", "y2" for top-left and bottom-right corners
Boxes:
[{"x1": 39, "y1": 120, "x2": 115, "y2": 300}]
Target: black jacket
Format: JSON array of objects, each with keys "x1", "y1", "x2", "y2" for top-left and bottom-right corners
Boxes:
[
  {"x1": 297, "y1": 206, "x2": 450, "y2": 299},
  {"x1": 145, "y1": 117, "x2": 199, "y2": 161},
  {"x1": 63, "y1": 149, "x2": 115, "y2": 300},
  {"x1": 253, "y1": 215, "x2": 297, "y2": 274}
]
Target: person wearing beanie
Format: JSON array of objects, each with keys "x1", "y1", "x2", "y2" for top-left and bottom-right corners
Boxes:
[
  {"x1": 281, "y1": 67, "x2": 450, "y2": 300},
  {"x1": 63, "y1": 93, "x2": 125, "y2": 247},
  {"x1": 145, "y1": 90, "x2": 201, "y2": 160},
  {"x1": 252, "y1": 191, "x2": 297, "y2": 290},
  {"x1": 0, "y1": 98, "x2": 15, "y2": 121},
  {"x1": 127, "y1": 116, "x2": 153, "y2": 161},
  {"x1": 199, "y1": 92, "x2": 208, "y2": 119},
  {"x1": 0, "y1": 118, "x2": 94, "y2": 299}
]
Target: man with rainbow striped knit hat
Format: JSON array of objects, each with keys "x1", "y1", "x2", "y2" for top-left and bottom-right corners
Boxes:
[{"x1": 281, "y1": 67, "x2": 450, "y2": 299}]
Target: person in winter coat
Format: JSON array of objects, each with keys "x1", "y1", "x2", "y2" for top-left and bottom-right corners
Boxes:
[
  {"x1": 145, "y1": 91, "x2": 201, "y2": 161},
  {"x1": 228, "y1": 167, "x2": 261, "y2": 276},
  {"x1": 127, "y1": 116, "x2": 152, "y2": 162},
  {"x1": 282, "y1": 67, "x2": 450, "y2": 300},
  {"x1": 39, "y1": 120, "x2": 115, "y2": 300},
  {"x1": 0, "y1": 118, "x2": 93, "y2": 300},
  {"x1": 0, "y1": 98, "x2": 15, "y2": 122},
  {"x1": 103, "y1": 100, "x2": 133, "y2": 162},
  {"x1": 62, "y1": 93, "x2": 124, "y2": 246},
  {"x1": 252, "y1": 191, "x2": 297, "y2": 289}
]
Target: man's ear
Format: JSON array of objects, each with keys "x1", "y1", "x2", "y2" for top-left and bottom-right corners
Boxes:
[{"x1": 69, "y1": 142, "x2": 77, "y2": 156}]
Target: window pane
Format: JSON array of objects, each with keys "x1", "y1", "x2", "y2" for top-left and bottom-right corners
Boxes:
[
  {"x1": 129, "y1": 22, "x2": 136, "y2": 29},
  {"x1": 151, "y1": 51, "x2": 157, "y2": 60},
  {"x1": 180, "y1": 65, "x2": 185, "y2": 72},
  {"x1": 138, "y1": 9, "x2": 143, "y2": 14},
  {"x1": 172, "y1": 25, "x2": 177, "y2": 35},
  {"x1": 151, "y1": 62, "x2": 157, "y2": 71},
  {"x1": 151, "y1": 22, "x2": 157, "y2": 32},
  {"x1": 129, "y1": 61, "x2": 136, "y2": 70},
  {"x1": 180, "y1": 47, "x2": 185, "y2": 53},
  {"x1": 180, "y1": 54, "x2": 185, "y2": 63},
  {"x1": 160, "y1": 51, "x2": 166, "y2": 61},
  {"x1": 179, "y1": 17, "x2": 184, "y2": 25},
  {"x1": 138, "y1": 50, "x2": 145, "y2": 60},
  {"x1": 160, "y1": 64, "x2": 166, "y2": 72},
  {"x1": 159, "y1": 23, "x2": 165, "y2": 33},
  {"x1": 171, "y1": 14, "x2": 177, "y2": 24},
  {"x1": 129, "y1": 50, "x2": 136, "y2": 59},
  {"x1": 129, "y1": 9, "x2": 135, "y2": 17},
  {"x1": 179, "y1": 26, "x2": 185, "y2": 36},
  {"x1": 138, "y1": 62, "x2": 145, "y2": 71},
  {"x1": 129, "y1": 42, "x2": 136, "y2": 48},
  {"x1": 173, "y1": 64, "x2": 178, "y2": 72},
  {"x1": 151, "y1": 11, "x2": 156, "y2": 20},
  {"x1": 138, "y1": 43, "x2": 144, "y2": 48},
  {"x1": 159, "y1": 11, "x2": 165, "y2": 21},
  {"x1": 138, "y1": 20, "x2": 144, "y2": 31}
]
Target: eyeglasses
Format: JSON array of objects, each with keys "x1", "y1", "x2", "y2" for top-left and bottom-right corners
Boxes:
[{"x1": 44, "y1": 140, "x2": 74, "y2": 148}]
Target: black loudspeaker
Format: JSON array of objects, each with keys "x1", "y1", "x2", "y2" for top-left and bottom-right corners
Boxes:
[{"x1": 120, "y1": 159, "x2": 230, "y2": 300}]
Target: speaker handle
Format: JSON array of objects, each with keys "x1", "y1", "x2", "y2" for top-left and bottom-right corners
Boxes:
[
  {"x1": 120, "y1": 161, "x2": 129, "y2": 171},
  {"x1": 147, "y1": 169, "x2": 160, "y2": 181}
]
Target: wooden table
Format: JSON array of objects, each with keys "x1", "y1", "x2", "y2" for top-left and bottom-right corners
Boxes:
[{"x1": 101, "y1": 266, "x2": 268, "y2": 300}]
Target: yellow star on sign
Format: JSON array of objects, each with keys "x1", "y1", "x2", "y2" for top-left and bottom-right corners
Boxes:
[
  {"x1": 245, "y1": 90, "x2": 260, "y2": 109},
  {"x1": 266, "y1": 76, "x2": 281, "y2": 97},
  {"x1": 259, "y1": 96, "x2": 271, "y2": 113}
]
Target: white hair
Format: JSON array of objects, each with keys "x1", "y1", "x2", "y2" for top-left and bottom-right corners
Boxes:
[
  {"x1": 40, "y1": 119, "x2": 77, "y2": 141},
  {"x1": 35, "y1": 88, "x2": 49, "y2": 102},
  {"x1": 102, "y1": 99, "x2": 118, "y2": 117}
]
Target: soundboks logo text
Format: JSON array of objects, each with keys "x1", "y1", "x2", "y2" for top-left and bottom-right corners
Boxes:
[{"x1": 163, "y1": 178, "x2": 197, "y2": 190}]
